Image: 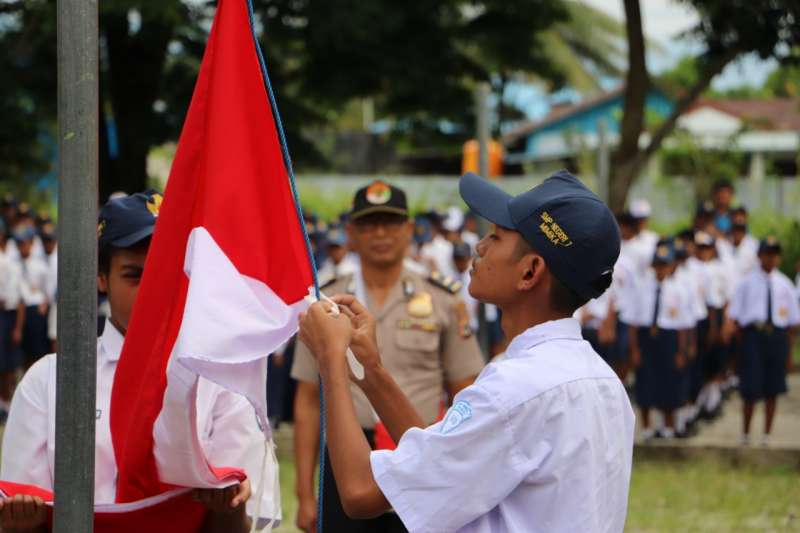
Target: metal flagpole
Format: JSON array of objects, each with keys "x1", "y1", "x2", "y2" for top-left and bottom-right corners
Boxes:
[{"x1": 54, "y1": 0, "x2": 99, "y2": 530}]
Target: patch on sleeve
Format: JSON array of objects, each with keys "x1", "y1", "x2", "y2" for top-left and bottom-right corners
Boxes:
[{"x1": 440, "y1": 400, "x2": 473, "y2": 434}]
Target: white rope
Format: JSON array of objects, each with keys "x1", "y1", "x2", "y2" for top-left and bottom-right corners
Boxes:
[{"x1": 248, "y1": 436, "x2": 270, "y2": 533}]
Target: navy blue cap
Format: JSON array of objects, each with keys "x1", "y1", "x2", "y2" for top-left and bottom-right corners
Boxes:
[
  {"x1": 758, "y1": 236, "x2": 781, "y2": 254},
  {"x1": 98, "y1": 190, "x2": 161, "y2": 249},
  {"x1": 652, "y1": 242, "x2": 675, "y2": 265},
  {"x1": 452, "y1": 241, "x2": 472, "y2": 259},
  {"x1": 325, "y1": 226, "x2": 347, "y2": 247},
  {"x1": 12, "y1": 224, "x2": 36, "y2": 243},
  {"x1": 413, "y1": 215, "x2": 432, "y2": 244},
  {"x1": 459, "y1": 170, "x2": 620, "y2": 300}
]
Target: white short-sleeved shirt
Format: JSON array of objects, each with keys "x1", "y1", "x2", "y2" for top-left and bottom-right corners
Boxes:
[
  {"x1": 18, "y1": 256, "x2": 50, "y2": 307},
  {"x1": 680, "y1": 259, "x2": 707, "y2": 322},
  {"x1": 0, "y1": 251, "x2": 22, "y2": 310},
  {"x1": 370, "y1": 318, "x2": 635, "y2": 533},
  {"x1": 728, "y1": 268, "x2": 800, "y2": 328},
  {"x1": 695, "y1": 259, "x2": 730, "y2": 309},
  {"x1": 628, "y1": 270, "x2": 694, "y2": 330},
  {"x1": 0, "y1": 319, "x2": 280, "y2": 523}
]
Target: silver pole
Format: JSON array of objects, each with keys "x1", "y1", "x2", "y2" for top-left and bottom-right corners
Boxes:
[
  {"x1": 54, "y1": 0, "x2": 98, "y2": 530},
  {"x1": 475, "y1": 83, "x2": 491, "y2": 358}
]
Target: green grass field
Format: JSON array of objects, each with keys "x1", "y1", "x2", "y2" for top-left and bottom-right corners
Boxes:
[{"x1": 276, "y1": 455, "x2": 800, "y2": 532}]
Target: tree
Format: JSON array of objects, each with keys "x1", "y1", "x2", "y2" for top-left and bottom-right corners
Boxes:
[
  {"x1": 610, "y1": 0, "x2": 800, "y2": 211},
  {"x1": 1, "y1": 0, "x2": 569, "y2": 196}
]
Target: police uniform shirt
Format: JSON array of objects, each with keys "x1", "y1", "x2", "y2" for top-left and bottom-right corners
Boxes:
[
  {"x1": 728, "y1": 268, "x2": 800, "y2": 328},
  {"x1": 0, "y1": 319, "x2": 280, "y2": 523},
  {"x1": 628, "y1": 270, "x2": 695, "y2": 330},
  {"x1": 291, "y1": 269, "x2": 485, "y2": 428},
  {"x1": 18, "y1": 255, "x2": 49, "y2": 307},
  {"x1": 369, "y1": 318, "x2": 635, "y2": 533}
]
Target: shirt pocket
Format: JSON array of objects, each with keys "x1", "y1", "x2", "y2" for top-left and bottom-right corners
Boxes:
[{"x1": 395, "y1": 328, "x2": 441, "y2": 353}]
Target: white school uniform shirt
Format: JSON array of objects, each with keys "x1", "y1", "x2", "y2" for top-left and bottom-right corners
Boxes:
[
  {"x1": 628, "y1": 270, "x2": 695, "y2": 330},
  {"x1": 45, "y1": 249, "x2": 58, "y2": 303},
  {"x1": 316, "y1": 253, "x2": 358, "y2": 285},
  {"x1": 18, "y1": 256, "x2": 49, "y2": 307},
  {"x1": 0, "y1": 319, "x2": 280, "y2": 523},
  {"x1": 0, "y1": 250, "x2": 22, "y2": 310},
  {"x1": 677, "y1": 260, "x2": 706, "y2": 322},
  {"x1": 420, "y1": 234, "x2": 457, "y2": 280},
  {"x1": 370, "y1": 318, "x2": 635, "y2": 533},
  {"x1": 725, "y1": 235, "x2": 759, "y2": 286},
  {"x1": 696, "y1": 258, "x2": 730, "y2": 309},
  {"x1": 456, "y1": 269, "x2": 479, "y2": 332},
  {"x1": 577, "y1": 289, "x2": 611, "y2": 330},
  {"x1": 727, "y1": 268, "x2": 800, "y2": 328},
  {"x1": 611, "y1": 255, "x2": 638, "y2": 325}
]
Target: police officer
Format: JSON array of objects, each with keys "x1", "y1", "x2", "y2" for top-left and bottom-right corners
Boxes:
[
  {"x1": 298, "y1": 170, "x2": 634, "y2": 532},
  {"x1": 291, "y1": 180, "x2": 484, "y2": 533},
  {"x1": 727, "y1": 236, "x2": 800, "y2": 446},
  {"x1": 0, "y1": 191, "x2": 280, "y2": 532}
]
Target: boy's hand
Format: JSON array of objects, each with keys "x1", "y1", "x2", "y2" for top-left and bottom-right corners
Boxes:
[
  {"x1": 0, "y1": 495, "x2": 48, "y2": 532},
  {"x1": 675, "y1": 352, "x2": 686, "y2": 369},
  {"x1": 298, "y1": 301, "x2": 353, "y2": 369},
  {"x1": 330, "y1": 294, "x2": 381, "y2": 374},
  {"x1": 193, "y1": 479, "x2": 251, "y2": 513},
  {"x1": 630, "y1": 347, "x2": 641, "y2": 368}
]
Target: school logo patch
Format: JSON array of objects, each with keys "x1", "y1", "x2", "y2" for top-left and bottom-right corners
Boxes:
[
  {"x1": 146, "y1": 193, "x2": 163, "y2": 218},
  {"x1": 441, "y1": 400, "x2": 473, "y2": 434}
]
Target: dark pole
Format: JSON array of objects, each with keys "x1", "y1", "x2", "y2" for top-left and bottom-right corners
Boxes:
[{"x1": 54, "y1": 0, "x2": 98, "y2": 530}]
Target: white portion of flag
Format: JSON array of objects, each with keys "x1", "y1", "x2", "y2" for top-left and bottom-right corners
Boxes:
[{"x1": 153, "y1": 226, "x2": 309, "y2": 489}]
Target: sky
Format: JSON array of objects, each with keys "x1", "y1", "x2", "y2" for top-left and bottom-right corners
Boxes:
[{"x1": 580, "y1": 0, "x2": 777, "y2": 89}]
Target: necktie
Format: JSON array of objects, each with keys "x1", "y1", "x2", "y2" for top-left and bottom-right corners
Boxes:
[
  {"x1": 652, "y1": 283, "x2": 661, "y2": 329},
  {"x1": 766, "y1": 275, "x2": 772, "y2": 326}
]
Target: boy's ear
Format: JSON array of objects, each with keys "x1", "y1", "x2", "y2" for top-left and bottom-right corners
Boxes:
[{"x1": 97, "y1": 272, "x2": 108, "y2": 294}]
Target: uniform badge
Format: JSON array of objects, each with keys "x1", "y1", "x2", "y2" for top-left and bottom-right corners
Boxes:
[
  {"x1": 365, "y1": 181, "x2": 392, "y2": 205},
  {"x1": 454, "y1": 301, "x2": 473, "y2": 338},
  {"x1": 779, "y1": 306, "x2": 788, "y2": 319},
  {"x1": 441, "y1": 400, "x2": 472, "y2": 434},
  {"x1": 668, "y1": 307, "x2": 678, "y2": 319},
  {"x1": 408, "y1": 292, "x2": 433, "y2": 318}
]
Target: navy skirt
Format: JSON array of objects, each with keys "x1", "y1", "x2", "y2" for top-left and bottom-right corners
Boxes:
[
  {"x1": 738, "y1": 326, "x2": 788, "y2": 402},
  {"x1": 636, "y1": 327, "x2": 684, "y2": 410}
]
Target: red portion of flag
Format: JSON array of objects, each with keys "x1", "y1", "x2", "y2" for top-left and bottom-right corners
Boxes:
[{"x1": 110, "y1": 0, "x2": 312, "y2": 504}]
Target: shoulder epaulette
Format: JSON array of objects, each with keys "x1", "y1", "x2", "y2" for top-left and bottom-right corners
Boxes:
[
  {"x1": 427, "y1": 271, "x2": 462, "y2": 294},
  {"x1": 319, "y1": 275, "x2": 338, "y2": 290}
]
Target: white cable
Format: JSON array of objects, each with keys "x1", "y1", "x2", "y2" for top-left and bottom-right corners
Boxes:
[{"x1": 248, "y1": 437, "x2": 270, "y2": 533}]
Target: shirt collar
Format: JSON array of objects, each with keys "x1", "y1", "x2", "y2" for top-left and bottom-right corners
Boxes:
[
  {"x1": 100, "y1": 318, "x2": 125, "y2": 362},
  {"x1": 505, "y1": 317, "x2": 583, "y2": 359}
]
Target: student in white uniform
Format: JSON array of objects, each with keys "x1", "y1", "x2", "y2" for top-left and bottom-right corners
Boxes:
[
  {"x1": 694, "y1": 232, "x2": 730, "y2": 418},
  {"x1": 0, "y1": 221, "x2": 23, "y2": 421},
  {"x1": 298, "y1": 170, "x2": 634, "y2": 532},
  {"x1": 727, "y1": 236, "x2": 800, "y2": 446},
  {"x1": 12, "y1": 226, "x2": 50, "y2": 369},
  {"x1": 0, "y1": 191, "x2": 280, "y2": 532},
  {"x1": 629, "y1": 198, "x2": 658, "y2": 260},
  {"x1": 316, "y1": 225, "x2": 358, "y2": 285},
  {"x1": 629, "y1": 243, "x2": 694, "y2": 440}
]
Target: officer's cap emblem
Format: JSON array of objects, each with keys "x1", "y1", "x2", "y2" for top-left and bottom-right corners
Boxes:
[{"x1": 366, "y1": 182, "x2": 392, "y2": 205}]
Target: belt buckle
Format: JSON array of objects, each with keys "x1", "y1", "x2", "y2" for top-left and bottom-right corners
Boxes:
[
  {"x1": 754, "y1": 321, "x2": 765, "y2": 332},
  {"x1": 765, "y1": 323, "x2": 774, "y2": 334},
  {"x1": 649, "y1": 326, "x2": 658, "y2": 337}
]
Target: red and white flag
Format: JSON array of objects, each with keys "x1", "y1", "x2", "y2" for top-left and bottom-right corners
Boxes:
[{"x1": 0, "y1": 0, "x2": 314, "y2": 529}]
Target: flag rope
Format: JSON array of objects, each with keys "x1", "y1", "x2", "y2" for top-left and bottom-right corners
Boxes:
[{"x1": 244, "y1": 1, "x2": 326, "y2": 532}]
